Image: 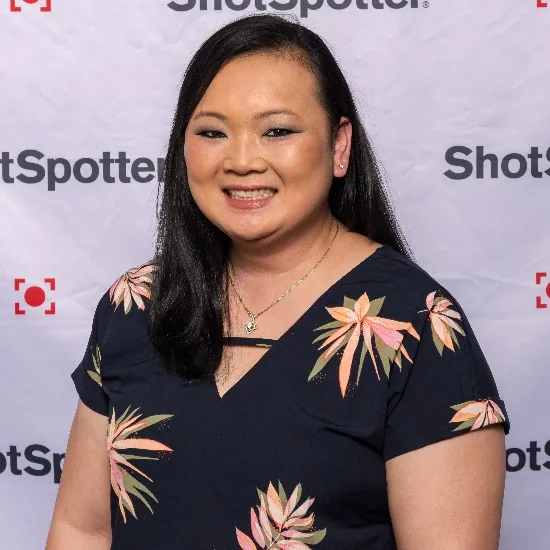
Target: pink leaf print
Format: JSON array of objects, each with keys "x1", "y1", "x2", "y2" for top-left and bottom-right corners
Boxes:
[
  {"x1": 107, "y1": 405, "x2": 173, "y2": 523},
  {"x1": 277, "y1": 541, "x2": 311, "y2": 550},
  {"x1": 285, "y1": 514, "x2": 314, "y2": 529},
  {"x1": 283, "y1": 484, "x2": 300, "y2": 519},
  {"x1": 235, "y1": 482, "x2": 326, "y2": 548},
  {"x1": 237, "y1": 528, "x2": 258, "y2": 550},
  {"x1": 110, "y1": 459, "x2": 136, "y2": 522},
  {"x1": 425, "y1": 291, "x2": 465, "y2": 355},
  {"x1": 258, "y1": 502, "x2": 273, "y2": 542},
  {"x1": 112, "y1": 438, "x2": 172, "y2": 451},
  {"x1": 250, "y1": 508, "x2": 267, "y2": 548},
  {"x1": 310, "y1": 292, "x2": 420, "y2": 396},
  {"x1": 338, "y1": 323, "x2": 361, "y2": 397},
  {"x1": 109, "y1": 261, "x2": 156, "y2": 315},
  {"x1": 267, "y1": 482, "x2": 285, "y2": 528},
  {"x1": 113, "y1": 414, "x2": 145, "y2": 439},
  {"x1": 109, "y1": 448, "x2": 153, "y2": 482},
  {"x1": 290, "y1": 498, "x2": 314, "y2": 519},
  {"x1": 449, "y1": 399, "x2": 506, "y2": 432},
  {"x1": 369, "y1": 320, "x2": 403, "y2": 350}
]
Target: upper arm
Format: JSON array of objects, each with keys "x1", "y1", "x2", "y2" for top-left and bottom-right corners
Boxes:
[
  {"x1": 386, "y1": 424, "x2": 506, "y2": 550},
  {"x1": 382, "y1": 289, "x2": 510, "y2": 549},
  {"x1": 46, "y1": 399, "x2": 111, "y2": 546},
  {"x1": 47, "y1": 293, "x2": 114, "y2": 547}
]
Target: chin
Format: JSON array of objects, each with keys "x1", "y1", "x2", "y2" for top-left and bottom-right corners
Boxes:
[{"x1": 224, "y1": 222, "x2": 279, "y2": 243}]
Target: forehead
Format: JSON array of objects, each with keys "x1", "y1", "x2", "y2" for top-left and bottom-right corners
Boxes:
[{"x1": 195, "y1": 53, "x2": 321, "y2": 119}]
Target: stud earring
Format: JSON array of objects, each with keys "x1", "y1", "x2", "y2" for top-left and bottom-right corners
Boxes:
[{"x1": 338, "y1": 163, "x2": 344, "y2": 169}]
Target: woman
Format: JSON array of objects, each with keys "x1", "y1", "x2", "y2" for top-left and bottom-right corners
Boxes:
[{"x1": 47, "y1": 13, "x2": 509, "y2": 550}]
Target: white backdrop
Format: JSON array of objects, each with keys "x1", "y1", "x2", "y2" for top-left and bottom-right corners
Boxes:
[{"x1": 1, "y1": 1, "x2": 548, "y2": 548}]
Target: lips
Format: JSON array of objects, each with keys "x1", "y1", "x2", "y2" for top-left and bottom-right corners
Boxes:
[
  {"x1": 224, "y1": 188, "x2": 277, "y2": 200},
  {"x1": 222, "y1": 186, "x2": 278, "y2": 210}
]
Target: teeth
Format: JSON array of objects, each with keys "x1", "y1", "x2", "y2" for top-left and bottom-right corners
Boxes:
[{"x1": 226, "y1": 188, "x2": 276, "y2": 199}]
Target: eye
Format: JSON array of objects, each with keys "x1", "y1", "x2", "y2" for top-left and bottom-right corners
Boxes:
[
  {"x1": 195, "y1": 128, "x2": 295, "y2": 139},
  {"x1": 197, "y1": 130, "x2": 225, "y2": 139},
  {"x1": 265, "y1": 128, "x2": 294, "y2": 138}
]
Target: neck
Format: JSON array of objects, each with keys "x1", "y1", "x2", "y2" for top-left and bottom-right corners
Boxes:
[{"x1": 228, "y1": 212, "x2": 341, "y2": 282}]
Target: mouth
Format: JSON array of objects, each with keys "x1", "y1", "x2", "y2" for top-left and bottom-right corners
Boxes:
[{"x1": 222, "y1": 187, "x2": 278, "y2": 200}]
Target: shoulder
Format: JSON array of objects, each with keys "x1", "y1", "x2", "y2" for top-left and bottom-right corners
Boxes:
[
  {"x1": 366, "y1": 245, "x2": 459, "y2": 304},
  {"x1": 72, "y1": 259, "x2": 160, "y2": 412},
  {"x1": 93, "y1": 259, "x2": 158, "y2": 359},
  {"x1": 339, "y1": 244, "x2": 469, "y2": 325},
  {"x1": 107, "y1": 258, "x2": 157, "y2": 315}
]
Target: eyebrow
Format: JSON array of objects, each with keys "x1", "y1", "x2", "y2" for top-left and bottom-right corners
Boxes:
[{"x1": 191, "y1": 109, "x2": 299, "y2": 122}]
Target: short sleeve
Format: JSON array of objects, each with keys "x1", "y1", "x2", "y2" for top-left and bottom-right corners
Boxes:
[
  {"x1": 383, "y1": 290, "x2": 510, "y2": 462},
  {"x1": 70, "y1": 293, "x2": 111, "y2": 417}
]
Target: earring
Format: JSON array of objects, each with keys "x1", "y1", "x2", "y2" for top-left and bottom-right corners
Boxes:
[{"x1": 338, "y1": 163, "x2": 344, "y2": 169}]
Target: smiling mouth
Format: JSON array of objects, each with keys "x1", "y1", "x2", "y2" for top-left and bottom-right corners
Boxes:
[{"x1": 224, "y1": 188, "x2": 278, "y2": 200}]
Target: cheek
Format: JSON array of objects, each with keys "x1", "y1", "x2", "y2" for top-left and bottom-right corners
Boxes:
[
  {"x1": 185, "y1": 138, "x2": 213, "y2": 179},
  {"x1": 278, "y1": 138, "x2": 333, "y2": 195},
  {"x1": 186, "y1": 180, "x2": 226, "y2": 234},
  {"x1": 184, "y1": 140, "x2": 219, "y2": 199},
  {"x1": 187, "y1": 178, "x2": 220, "y2": 221},
  {"x1": 183, "y1": 143, "x2": 223, "y2": 224},
  {"x1": 280, "y1": 135, "x2": 326, "y2": 165}
]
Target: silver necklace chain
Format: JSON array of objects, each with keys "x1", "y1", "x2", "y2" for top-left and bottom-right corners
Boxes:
[{"x1": 228, "y1": 220, "x2": 340, "y2": 335}]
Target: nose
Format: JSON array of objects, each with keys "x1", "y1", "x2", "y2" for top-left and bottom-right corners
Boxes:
[{"x1": 222, "y1": 133, "x2": 265, "y2": 174}]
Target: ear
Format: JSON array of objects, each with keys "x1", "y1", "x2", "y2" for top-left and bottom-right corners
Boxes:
[{"x1": 333, "y1": 116, "x2": 352, "y2": 178}]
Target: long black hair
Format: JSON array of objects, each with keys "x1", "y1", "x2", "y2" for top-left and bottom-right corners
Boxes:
[{"x1": 148, "y1": 13, "x2": 412, "y2": 382}]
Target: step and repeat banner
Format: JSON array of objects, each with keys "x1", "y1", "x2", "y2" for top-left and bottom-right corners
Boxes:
[{"x1": 1, "y1": 0, "x2": 548, "y2": 548}]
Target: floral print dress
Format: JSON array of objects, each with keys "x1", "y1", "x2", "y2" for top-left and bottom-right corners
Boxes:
[{"x1": 70, "y1": 245, "x2": 510, "y2": 549}]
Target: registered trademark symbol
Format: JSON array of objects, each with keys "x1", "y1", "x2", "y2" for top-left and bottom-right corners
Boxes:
[{"x1": 423, "y1": 0, "x2": 429, "y2": 6}]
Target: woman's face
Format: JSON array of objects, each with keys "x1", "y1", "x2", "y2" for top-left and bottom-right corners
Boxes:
[{"x1": 184, "y1": 52, "x2": 351, "y2": 243}]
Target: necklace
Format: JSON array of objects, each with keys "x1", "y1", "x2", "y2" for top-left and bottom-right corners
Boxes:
[{"x1": 228, "y1": 220, "x2": 340, "y2": 335}]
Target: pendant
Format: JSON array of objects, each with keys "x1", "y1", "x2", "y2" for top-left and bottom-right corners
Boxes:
[{"x1": 244, "y1": 314, "x2": 257, "y2": 334}]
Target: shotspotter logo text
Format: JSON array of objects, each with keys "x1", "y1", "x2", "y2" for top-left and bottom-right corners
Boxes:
[
  {"x1": 1, "y1": 444, "x2": 64, "y2": 484},
  {"x1": 168, "y1": 0, "x2": 426, "y2": 18},
  {"x1": 445, "y1": 146, "x2": 550, "y2": 180},
  {"x1": 0, "y1": 150, "x2": 165, "y2": 191}
]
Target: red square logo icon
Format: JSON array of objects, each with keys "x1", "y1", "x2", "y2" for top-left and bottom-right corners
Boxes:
[
  {"x1": 14, "y1": 278, "x2": 56, "y2": 315},
  {"x1": 10, "y1": 0, "x2": 51, "y2": 12},
  {"x1": 536, "y1": 272, "x2": 550, "y2": 309}
]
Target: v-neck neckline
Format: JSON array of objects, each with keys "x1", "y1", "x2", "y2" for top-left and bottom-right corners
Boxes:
[{"x1": 213, "y1": 244, "x2": 388, "y2": 400}]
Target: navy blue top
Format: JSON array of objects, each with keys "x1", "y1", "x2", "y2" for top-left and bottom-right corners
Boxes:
[{"x1": 71, "y1": 244, "x2": 510, "y2": 549}]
